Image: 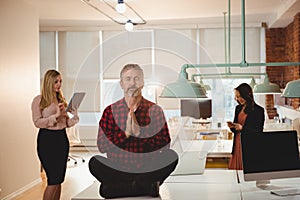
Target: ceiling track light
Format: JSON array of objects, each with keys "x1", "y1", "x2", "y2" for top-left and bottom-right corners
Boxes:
[
  {"x1": 81, "y1": 0, "x2": 146, "y2": 31},
  {"x1": 125, "y1": 20, "x2": 134, "y2": 31},
  {"x1": 115, "y1": 0, "x2": 126, "y2": 14}
]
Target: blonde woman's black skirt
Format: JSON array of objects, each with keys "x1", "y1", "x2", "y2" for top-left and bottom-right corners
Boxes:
[{"x1": 37, "y1": 128, "x2": 69, "y2": 185}]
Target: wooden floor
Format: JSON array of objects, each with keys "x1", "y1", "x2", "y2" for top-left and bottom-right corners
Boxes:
[{"x1": 13, "y1": 151, "x2": 96, "y2": 200}]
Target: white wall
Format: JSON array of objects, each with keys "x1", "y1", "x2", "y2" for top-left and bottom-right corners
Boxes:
[{"x1": 0, "y1": 0, "x2": 40, "y2": 198}]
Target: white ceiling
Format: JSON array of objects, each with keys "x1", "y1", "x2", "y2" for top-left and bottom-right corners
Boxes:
[{"x1": 38, "y1": 0, "x2": 300, "y2": 30}]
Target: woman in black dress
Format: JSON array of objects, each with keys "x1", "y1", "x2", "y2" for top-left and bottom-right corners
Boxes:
[{"x1": 227, "y1": 83, "x2": 265, "y2": 169}]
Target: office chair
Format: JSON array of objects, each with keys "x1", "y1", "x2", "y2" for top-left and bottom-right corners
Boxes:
[
  {"x1": 68, "y1": 154, "x2": 85, "y2": 164},
  {"x1": 67, "y1": 125, "x2": 85, "y2": 165}
]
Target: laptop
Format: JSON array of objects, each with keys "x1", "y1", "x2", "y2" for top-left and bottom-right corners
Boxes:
[
  {"x1": 171, "y1": 133, "x2": 216, "y2": 176},
  {"x1": 171, "y1": 151, "x2": 207, "y2": 175}
]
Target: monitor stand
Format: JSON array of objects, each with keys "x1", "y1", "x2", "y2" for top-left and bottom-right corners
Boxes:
[
  {"x1": 256, "y1": 180, "x2": 288, "y2": 190},
  {"x1": 256, "y1": 180, "x2": 300, "y2": 196},
  {"x1": 256, "y1": 180, "x2": 272, "y2": 190},
  {"x1": 270, "y1": 188, "x2": 300, "y2": 196}
]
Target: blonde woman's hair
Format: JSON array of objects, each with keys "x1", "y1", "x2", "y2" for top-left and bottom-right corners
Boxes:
[{"x1": 40, "y1": 69, "x2": 67, "y2": 110}]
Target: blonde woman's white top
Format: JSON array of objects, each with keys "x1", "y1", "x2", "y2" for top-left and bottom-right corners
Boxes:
[{"x1": 31, "y1": 95, "x2": 79, "y2": 130}]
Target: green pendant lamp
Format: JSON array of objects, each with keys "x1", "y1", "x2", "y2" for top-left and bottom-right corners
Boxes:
[
  {"x1": 282, "y1": 79, "x2": 300, "y2": 98},
  {"x1": 249, "y1": 77, "x2": 256, "y2": 89},
  {"x1": 199, "y1": 78, "x2": 211, "y2": 91},
  {"x1": 160, "y1": 70, "x2": 207, "y2": 98},
  {"x1": 253, "y1": 75, "x2": 281, "y2": 94}
]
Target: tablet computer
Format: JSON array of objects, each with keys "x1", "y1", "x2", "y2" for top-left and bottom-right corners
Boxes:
[{"x1": 66, "y1": 92, "x2": 86, "y2": 112}]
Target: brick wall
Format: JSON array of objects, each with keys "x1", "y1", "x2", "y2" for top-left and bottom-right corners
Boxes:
[{"x1": 265, "y1": 12, "x2": 300, "y2": 119}]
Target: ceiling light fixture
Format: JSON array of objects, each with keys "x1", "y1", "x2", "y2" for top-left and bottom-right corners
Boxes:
[
  {"x1": 81, "y1": 0, "x2": 146, "y2": 30},
  {"x1": 125, "y1": 20, "x2": 134, "y2": 31},
  {"x1": 199, "y1": 79, "x2": 211, "y2": 91},
  {"x1": 160, "y1": 0, "x2": 300, "y2": 98},
  {"x1": 160, "y1": 68, "x2": 207, "y2": 98},
  {"x1": 282, "y1": 79, "x2": 300, "y2": 98},
  {"x1": 253, "y1": 75, "x2": 281, "y2": 94},
  {"x1": 160, "y1": 78, "x2": 207, "y2": 98},
  {"x1": 115, "y1": 0, "x2": 126, "y2": 14},
  {"x1": 249, "y1": 77, "x2": 256, "y2": 89}
]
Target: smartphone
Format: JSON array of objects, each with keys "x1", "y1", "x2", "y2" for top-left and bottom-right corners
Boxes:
[{"x1": 227, "y1": 121, "x2": 234, "y2": 126}]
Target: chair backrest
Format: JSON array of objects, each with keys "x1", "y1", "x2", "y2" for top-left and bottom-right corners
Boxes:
[{"x1": 67, "y1": 124, "x2": 81, "y2": 146}]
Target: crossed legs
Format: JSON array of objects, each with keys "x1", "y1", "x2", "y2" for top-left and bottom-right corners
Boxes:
[{"x1": 89, "y1": 149, "x2": 178, "y2": 198}]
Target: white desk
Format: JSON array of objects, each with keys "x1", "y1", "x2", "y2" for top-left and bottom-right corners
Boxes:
[
  {"x1": 72, "y1": 169, "x2": 300, "y2": 200},
  {"x1": 186, "y1": 139, "x2": 232, "y2": 158},
  {"x1": 171, "y1": 138, "x2": 232, "y2": 168},
  {"x1": 166, "y1": 169, "x2": 238, "y2": 184},
  {"x1": 72, "y1": 170, "x2": 241, "y2": 200},
  {"x1": 159, "y1": 182, "x2": 241, "y2": 200}
]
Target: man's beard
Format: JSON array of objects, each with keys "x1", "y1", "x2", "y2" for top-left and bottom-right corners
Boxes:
[{"x1": 128, "y1": 87, "x2": 141, "y2": 97}]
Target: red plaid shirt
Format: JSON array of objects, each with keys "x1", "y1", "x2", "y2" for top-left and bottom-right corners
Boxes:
[{"x1": 97, "y1": 97, "x2": 171, "y2": 170}]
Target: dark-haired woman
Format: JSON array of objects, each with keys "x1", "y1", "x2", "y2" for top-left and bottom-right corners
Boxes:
[{"x1": 227, "y1": 83, "x2": 265, "y2": 170}]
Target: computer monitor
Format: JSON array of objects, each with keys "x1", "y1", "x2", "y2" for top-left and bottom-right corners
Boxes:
[
  {"x1": 241, "y1": 130, "x2": 300, "y2": 194},
  {"x1": 180, "y1": 99, "x2": 212, "y2": 119}
]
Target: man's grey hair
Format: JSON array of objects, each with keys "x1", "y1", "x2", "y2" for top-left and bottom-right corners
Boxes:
[{"x1": 120, "y1": 64, "x2": 144, "y2": 79}]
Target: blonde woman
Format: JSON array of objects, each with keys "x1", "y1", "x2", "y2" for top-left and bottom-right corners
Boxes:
[{"x1": 31, "y1": 69, "x2": 79, "y2": 200}]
